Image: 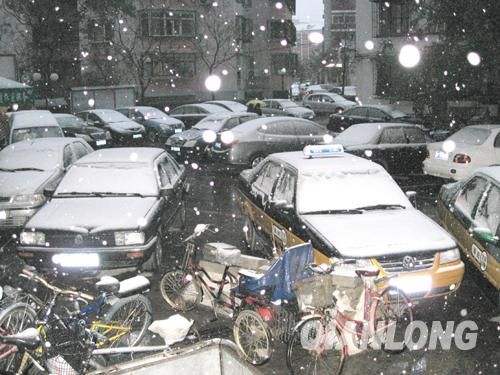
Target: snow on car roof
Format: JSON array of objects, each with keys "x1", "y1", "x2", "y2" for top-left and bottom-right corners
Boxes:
[
  {"x1": 75, "y1": 147, "x2": 165, "y2": 165},
  {"x1": 269, "y1": 150, "x2": 384, "y2": 175},
  {"x1": 9, "y1": 110, "x2": 59, "y2": 129},
  {"x1": 476, "y1": 165, "x2": 500, "y2": 182}
]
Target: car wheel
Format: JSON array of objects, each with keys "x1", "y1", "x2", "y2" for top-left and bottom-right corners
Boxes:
[
  {"x1": 250, "y1": 155, "x2": 265, "y2": 169},
  {"x1": 147, "y1": 128, "x2": 160, "y2": 144},
  {"x1": 244, "y1": 218, "x2": 257, "y2": 253},
  {"x1": 141, "y1": 230, "x2": 163, "y2": 272}
]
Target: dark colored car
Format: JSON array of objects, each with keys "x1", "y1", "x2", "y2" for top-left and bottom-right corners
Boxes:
[
  {"x1": 54, "y1": 113, "x2": 111, "y2": 149},
  {"x1": 334, "y1": 122, "x2": 428, "y2": 175},
  {"x1": 204, "y1": 100, "x2": 248, "y2": 112},
  {"x1": 261, "y1": 99, "x2": 315, "y2": 119},
  {"x1": 210, "y1": 116, "x2": 331, "y2": 168},
  {"x1": 18, "y1": 148, "x2": 187, "y2": 272},
  {"x1": 437, "y1": 167, "x2": 500, "y2": 307},
  {"x1": 75, "y1": 109, "x2": 145, "y2": 145},
  {"x1": 116, "y1": 106, "x2": 185, "y2": 144},
  {"x1": 0, "y1": 138, "x2": 93, "y2": 239},
  {"x1": 328, "y1": 105, "x2": 415, "y2": 133},
  {"x1": 166, "y1": 112, "x2": 258, "y2": 161},
  {"x1": 168, "y1": 103, "x2": 230, "y2": 129}
]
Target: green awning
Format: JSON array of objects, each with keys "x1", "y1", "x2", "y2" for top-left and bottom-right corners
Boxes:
[{"x1": 0, "y1": 76, "x2": 34, "y2": 107}]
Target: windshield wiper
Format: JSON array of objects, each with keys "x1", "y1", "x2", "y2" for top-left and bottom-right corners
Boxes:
[
  {"x1": 92, "y1": 192, "x2": 146, "y2": 198},
  {"x1": 0, "y1": 168, "x2": 13, "y2": 172},
  {"x1": 354, "y1": 204, "x2": 406, "y2": 211},
  {"x1": 10, "y1": 168, "x2": 45, "y2": 172},
  {"x1": 55, "y1": 192, "x2": 104, "y2": 197},
  {"x1": 302, "y1": 209, "x2": 363, "y2": 215}
]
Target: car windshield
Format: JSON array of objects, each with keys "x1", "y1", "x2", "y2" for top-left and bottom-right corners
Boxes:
[
  {"x1": 297, "y1": 170, "x2": 409, "y2": 214},
  {"x1": 138, "y1": 108, "x2": 167, "y2": 119},
  {"x1": 94, "y1": 111, "x2": 130, "y2": 123},
  {"x1": 11, "y1": 127, "x2": 63, "y2": 143},
  {"x1": 54, "y1": 163, "x2": 158, "y2": 196},
  {"x1": 194, "y1": 120, "x2": 224, "y2": 131},
  {"x1": 447, "y1": 127, "x2": 492, "y2": 145},
  {"x1": 0, "y1": 148, "x2": 60, "y2": 171},
  {"x1": 334, "y1": 124, "x2": 380, "y2": 145},
  {"x1": 56, "y1": 116, "x2": 87, "y2": 128}
]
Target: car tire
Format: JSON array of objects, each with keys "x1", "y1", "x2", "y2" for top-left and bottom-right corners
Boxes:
[
  {"x1": 147, "y1": 129, "x2": 160, "y2": 144},
  {"x1": 244, "y1": 218, "x2": 258, "y2": 253},
  {"x1": 250, "y1": 154, "x2": 265, "y2": 169},
  {"x1": 141, "y1": 230, "x2": 163, "y2": 272}
]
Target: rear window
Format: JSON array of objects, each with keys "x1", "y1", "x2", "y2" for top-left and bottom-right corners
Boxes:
[
  {"x1": 11, "y1": 126, "x2": 63, "y2": 143},
  {"x1": 448, "y1": 127, "x2": 491, "y2": 145}
]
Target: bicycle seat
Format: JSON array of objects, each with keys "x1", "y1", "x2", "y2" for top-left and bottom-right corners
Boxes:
[
  {"x1": 355, "y1": 269, "x2": 380, "y2": 278},
  {"x1": 96, "y1": 276, "x2": 120, "y2": 293},
  {"x1": 0, "y1": 328, "x2": 40, "y2": 350}
]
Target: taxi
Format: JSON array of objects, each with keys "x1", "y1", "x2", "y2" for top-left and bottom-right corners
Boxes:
[
  {"x1": 438, "y1": 166, "x2": 500, "y2": 307},
  {"x1": 237, "y1": 145, "x2": 464, "y2": 300}
]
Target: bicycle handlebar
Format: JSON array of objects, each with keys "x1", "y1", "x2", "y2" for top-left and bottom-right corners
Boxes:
[{"x1": 21, "y1": 268, "x2": 94, "y2": 301}]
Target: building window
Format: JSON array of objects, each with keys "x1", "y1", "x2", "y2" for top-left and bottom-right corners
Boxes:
[
  {"x1": 88, "y1": 19, "x2": 113, "y2": 42},
  {"x1": 377, "y1": 1, "x2": 410, "y2": 37},
  {"x1": 332, "y1": 12, "x2": 356, "y2": 30},
  {"x1": 271, "y1": 53, "x2": 298, "y2": 75},
  {"x1": 140, "y1": 10, "x2": 196, "y2": 37},
  {"x1": 268, "y1": 20, "x2": 296, "y2": 44},
  {"x1": 236, "y1": 16, "x2": 253, "y2": 43},
  {"x1": 152, "y1": 54, "x2": 196, "y2": 78}
]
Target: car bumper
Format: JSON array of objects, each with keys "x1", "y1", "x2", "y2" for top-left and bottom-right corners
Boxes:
[
  {"x1": 166, "y1": 144, "x2": 206, "y2": 161},
  {"x1": 112, "y1": 132, "x2": 146, "y2": 145},
  {"x1": 18, "y1": 236, "x2": 157, "y2": 271},
  {"x1": 423, "y1": 159, "x2": 473, "y2": 180},
  {"x1": 0, "y1": 207, "x2": 37, "y2": 233}
]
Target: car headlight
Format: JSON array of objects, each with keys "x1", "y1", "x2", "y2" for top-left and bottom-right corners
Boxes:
[
  {"x1": 114, "y1": 231, "x2": 145, "y2": 246},
  {"x1": 184, "y1": 140, "x2": 197, "y2": 147},
  {"x1": 159, "y1": 124, "x2": 172, "y2": 131},
  {"x1": 20, "y1": 231, "x2": 46, "y2": 246},
  {"x1": 105, "y1": 131, "x2": 112, "y2": 140},
  {"x1": 11, "y1": 194, "x2": 45, "y2": 204},
  {"x1": 439, "y1": 248, "x2": 460, "y2": 264},
  {"x1": 74, "y1": 133, "x2": 92, "y2": 142}
]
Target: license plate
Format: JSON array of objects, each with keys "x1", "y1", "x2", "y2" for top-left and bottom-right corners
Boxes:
[
  {"x1": 96, "y1": 140, "x2": 106, "y2": 146},
  {"x1": 133, "y1": 134, "x2": 142, "y2": 139},
  {"x1": 52, "y1": 253, "x2": 99, "y2": 268},
  {"x1": 175, "y1": 128, "x2": 182, "y2": 133},
  {"x1": 215, "y1": 142, "x2": 221, "y2": 149},
  {"x1": 171, "y1": 146, "x2": 181, "y2": 152},
  {"x1": 435, "y1": 150, "x2": 449, "y2": 160},
  {"x1": 0, "y1": 210, "x2": 7, "y2": 220}
]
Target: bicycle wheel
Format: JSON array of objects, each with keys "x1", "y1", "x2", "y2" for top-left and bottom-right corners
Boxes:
[
  {"x1": 370, "y1": 286, "x2": 413, "y2": 354},
  {"x1": 233, "y1": 309, "x2": 271, "y2": 365},
  {"x1": 101, "y1": 294, "x2": 153, "y2": 347},
  {"x1": 0, "y1": 302, "x2": 37, "y2": 372},
  {"x1": 287, "y1": 316, "x2": 345, "y2": 375},
  {"x1": 160, "y1": 270, "x2": 201, "y2": 311}
]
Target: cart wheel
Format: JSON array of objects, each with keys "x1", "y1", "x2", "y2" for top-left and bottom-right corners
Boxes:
[
  {"x1": 160, "y1": 270, "x2": 201, "y2": 311},
  {"x1": 233, "y1": 310, "x2": 271, "y2": 365}
]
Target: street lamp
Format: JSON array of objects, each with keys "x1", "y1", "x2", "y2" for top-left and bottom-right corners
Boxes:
[
  {"x1": 205, "y1": 74, "x2": 221, "y2": 100},
  {"x1": 279, "y1": 67, "x2": 287, "y2": 98},
  {"x1": 32, "y1": 72, "x2": 59, "y2": 109}
]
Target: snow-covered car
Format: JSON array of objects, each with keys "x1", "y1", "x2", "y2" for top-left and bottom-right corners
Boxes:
[
  {"x1": 334, "y1": 122, "x2": 428, "y2": 175},
  {"x1": 75, "y1": 109, "x2": 145, "y2": 146},
  {"x1": 437, "y1": 166, "x2": 500, "y2": 306},
  {"x1": 54, "y1": 113, "x2": 111, "y2": 149},
  {"x1": 18, "y1": 148, "x2": 187, "y2": 272},
  {"x1": 302, "y1": 92, "x2": 356, "y2": 115},
  {"x1": 116, "y1": 106, "x2": 185, "y2": 143},
  {"x1": 237, "y1": 145, "x2": 464, "y2": 300},
  {"x1": 8, "y1": 110, "x2": 64, "y2": 144},
  {"x1": 423, "y1": 124, "x2": 500, "y2": 180},
  {"x1": 261, "y1": 99, "x2": 315, "y2": 119},
  {"x1": 210, "y1": 116, "x2": 331, "y2": 168},
  {"x1": 168, "y1": 103, "x2": 230, "y2": 129},
  {"x1": 166, "y1": 112, "x2": 258, "y2": 161},
  {"x1": 0, "y1": 138, "x2": 93, "y2": 237},
  {"x1": 204, "y1": 100, "x2": 248, "y2": 113}
]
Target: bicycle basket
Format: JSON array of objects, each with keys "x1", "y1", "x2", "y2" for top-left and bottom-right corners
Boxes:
[
  {"x1": 293, "y1": 275, "x2": 334, "y2": 312},
  {"x1": 46, "y1": 355, "x2": 79, "y2": 375}
]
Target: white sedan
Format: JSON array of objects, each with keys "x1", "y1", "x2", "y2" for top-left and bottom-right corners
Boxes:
[{"x1": 423, "y1": 124, "x2": 500, "y2": 180}]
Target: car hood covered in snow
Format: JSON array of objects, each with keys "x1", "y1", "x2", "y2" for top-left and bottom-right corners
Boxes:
[
  {"x1": 26, "y1": 197, "x2": 159, "y2": 233},
  {"x1": 0, "y1": 170, "x2": 58, "y2": 196},
  {"x1": 301, "y1": 208, "x2": 456, "y2": 258}
]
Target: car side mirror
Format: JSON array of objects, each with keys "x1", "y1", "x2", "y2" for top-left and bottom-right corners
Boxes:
[
  {"x1": 472, "y1": 227, "x2": 499, "y2": 245},
  {"x1": 406, "y1": 191, "x2": 417, "y2": 207},
  {"x1": 43, "y1": 187, "x2": 55, "y2": 198}
]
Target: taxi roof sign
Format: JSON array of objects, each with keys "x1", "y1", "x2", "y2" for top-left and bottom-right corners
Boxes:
[{"x1": 303, "y1": 144, "x2": 344, "y2": 158}]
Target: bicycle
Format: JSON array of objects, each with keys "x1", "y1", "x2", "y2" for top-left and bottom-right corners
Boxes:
[
  {"x1": 286, "y1": 262, "x2": 413, "y2": 375},
  {"x1": 0, "y1": 268, "x2": 153, "y2": 373},
  {"x1": 159, "y1": 224, "x2": 240, "y2": 314}
]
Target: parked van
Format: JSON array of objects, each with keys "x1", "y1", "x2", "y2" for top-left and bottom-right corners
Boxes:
[{"x1": 9, "y1": 110, "x2": 63, "y2": 144}]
